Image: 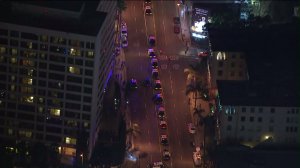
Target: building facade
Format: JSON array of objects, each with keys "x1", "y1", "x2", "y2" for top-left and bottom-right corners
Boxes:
[
  {"x1": 218, "y1": 103, "x2": 300, "y2": 146},
  {"x1": 0, "y1": 1, "x2": 117, "y2": 164},
  {"x1": 210, "y1": 51, "x2": 248, "y2": 92}
]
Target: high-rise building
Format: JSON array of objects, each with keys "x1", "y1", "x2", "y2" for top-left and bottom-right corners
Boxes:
[{"x1": 0, "y1": 1, "x2": 118, "y2": 164}]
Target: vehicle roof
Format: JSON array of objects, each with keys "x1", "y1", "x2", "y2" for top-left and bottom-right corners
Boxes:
[
  {"x1": 152, "y1": 69, "x2": 158, "y2": 72},
  {"x1": 158, "y1": 107, "x2": 165, "y2": 111},
  {"x1": 155, "y1": 80, "x2": 161, "y2": 83},
  {"x1": 161, "y1": 134, "x2": 167, "y2": 138},
  {"x1": 145, "y1": 6, "x2": 151, "y2": 9},
  {"x1": 160, "y1": 121, "x2": 167, "y2": 124}
]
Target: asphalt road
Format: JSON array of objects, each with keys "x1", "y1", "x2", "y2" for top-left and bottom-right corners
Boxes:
[{"x1": 123, "y1": 1, "x2": 199, "y2": 167}]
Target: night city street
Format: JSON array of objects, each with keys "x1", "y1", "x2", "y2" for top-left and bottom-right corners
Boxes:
[{"x1": 0, "y1": 0, "x2": 299, "y2": 168}]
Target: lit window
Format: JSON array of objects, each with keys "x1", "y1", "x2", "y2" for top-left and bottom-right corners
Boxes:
[
  {"x1": 70, "y1": 48, "x2": 81, "y2": 56},
  {"x1": 27, "y1": 42, "x2": 33, "y2": 49},
  {"x1": 23, "y1": 78, "x2": 32, "y2": 85},
  {"x1": 0, "y1": 47, "x2": 6, "y2": 54},
  {"x1": 24, "y1": 96, "x2": 34, "y2": 103},
  {"x1": 11, "y1": 76, "x2": 16, "y2": 82},
  {"x1": 0, "y1": 55, "x2": 4, "y2": 63},
  {"x1": 38, "y1": 106, "x2": 44, "y2": 113},
  {"x1": 28, "y1": 69, "x2": 34, "y2": 76},
  {"x1": 11, "y1": 48, "x2": 18, "y2": 56},
  {"x1": 87, "y1": 51, "x2": 94, "y2": 58},
  {"x1": 25, "y1": 131, "x2": 32, "y2": 138},
  {"x1": 10, "y1": 57, "x2": 17, "y2": 64},
  {"x1": 20, "y1": 86, "x2": 33, "y2": 93},
  {"x1": 68, "y1": 66, "x2": 80, "y2": 74},
  {"x1": 83, "y1": 122, "x2": 90, "y2": 128},
  {"x1": 10, "y1": 85, "x2": 15, "y2": 91},
  {"x1": 65, "y1": 137, "x2": 77, "y2": 145},
  {"x1": 217, "y1": 52, "x2": 226, "y2": 60},
  {"x1": 62, "y1": 147, "x2": 76, "y2": 156},
  {"x1": 50, "y1": 108, "x2": 60, "y2": 116},
  {"x1": 8, "y1": 128, "x2": 13, "y2": 135},
  {"x1": 38, "y1": 98, "x2": 44, "y2": 103},
  {"x1": 19, "y1": 130, "x2": 32, "y2": 138},
  {"x1": 22, "y1": 59, "x2": 35, "y2": 66}
]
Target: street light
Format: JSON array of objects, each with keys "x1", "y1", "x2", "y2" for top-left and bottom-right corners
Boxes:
[{"x1": 80, "y1": 153, "x2": 83, "y2": 166}]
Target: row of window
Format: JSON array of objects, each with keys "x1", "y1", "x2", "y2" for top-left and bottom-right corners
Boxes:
[
  {"x1": 227, "y1": 115, "x2": 298, "y2": 124},
  {"x1": 1, "y1": 110, "x2": 91, "y2": 121},
  {"x1": 2, "y1": 128, "x2": 86, "y2": 145},
  {"x1": 218, "y1": 61, "x2": 245, "y2": 68},
  {"x1": 0, "y1": 55, "x2": 94, "y2": 68},
  {"x1": 2, "y1": 100, "x2": 92, "y2": 111},
  {"x1": 217, "y1": 70, "x2": 244, "y2": 77},
  {"x1": 0, "y1": 30, "x2": 95, "y2": 49},
  {"x1": 0, "y1": 46, "x2": 95, "y2": 58},
  {"x1": 227, "y1": 124, "x2": 299, "y2": 134}
]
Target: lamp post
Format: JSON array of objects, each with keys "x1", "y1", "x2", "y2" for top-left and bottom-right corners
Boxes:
[{"x1": 80, "y1": 153, "x2": 83, "y2": 166}]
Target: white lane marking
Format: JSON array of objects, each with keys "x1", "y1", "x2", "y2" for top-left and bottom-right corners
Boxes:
[
  {"x1": 173, "y1": 104, "x2": 176, "y2": 108},
  {"x1": 135, "y1": 17, "x2": 137, "y2": 22},
  {"x1": 152, "y1": 3, "x2": 157, "y2": 40},
  {"x1": 136, "y1": 28, "x2": 138, "y2": 33},
  {"x1": 181, "y1": 155, "x2": 183, "y2": 160},
  {"x1": 139, "y1": 52, "x2": 141, "y2": 57},
  {"x1": 148, "y1": 129, "x2": 150, "y2": 135},
  {"x1": 143, "y1": 3, "x2": 148, "y2": 39}
]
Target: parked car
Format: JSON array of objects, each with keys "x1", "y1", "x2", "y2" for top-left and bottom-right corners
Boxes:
[
  {"x1": 162, "y1": 149, "x2": 171, "y2": 160},
  {"x1": 152, "y1": 68, "x2": 159, "y2": 79},
  {"x1": 129, "y1": 78, "x2": 138, "y2": 89},
  {"x1": 148, "y1": 35, "x2": 155, "y2": 46},
  {"x1": 148, "y1": 48, "x2": 156, "y2": 58},
  {"x1": 154, "y1": 80, "x2": 162, "y2": 90},
  {"x1": 157, "y1": 107, "x2": 165, "y2": 120},
  {"x1": 173, "y1": 17, "x2": 180, "y2": 24},
  {"x1": 145, "y1": 5, "x2": 152, "y2": 15},
  {"x1": 174, "y1": 25, "x2": 180, "y2": 34},
  {"x1": 151, "y1": 58, "x2": 158, "y2": 68},
  {"x1": 160, "y1": 134, "x2": 168, "y2": 145},
  {"x1": 160, "y1": 120, "x2": 167, "y2": 129},
  {"x1": 188, "y1": 123, "x2": 196, "y2": 134},
  {"x1": 121, "y1": 24, "x2": 128, "y2": 36},
  {"x1": 121, "y1": 35, "x2": 128, "y2": 48}
]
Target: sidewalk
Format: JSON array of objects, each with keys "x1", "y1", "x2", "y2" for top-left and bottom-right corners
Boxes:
[{"x1": 178, "y1": 2, "x2": 200, "y2": 57}]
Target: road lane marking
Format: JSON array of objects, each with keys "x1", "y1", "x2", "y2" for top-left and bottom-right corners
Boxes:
[
  {"x1": 134, "y1": 17, "x2": 137, "y2": 22},
  {"x1": 136, "y1": 28, "x2": 138, "y2": 33},
  {"x1": 181, "y1": 155, "x2": 183, "y2": 160},
  {"x1": 152, "y1": 2, "x2": 157, "y2": 41},
  {"x1": 148, "y1": 129, "x2": 150, "y2": 135},
  {"x1": 143, "y1": 3, "x2": 148, "y2": 39}
]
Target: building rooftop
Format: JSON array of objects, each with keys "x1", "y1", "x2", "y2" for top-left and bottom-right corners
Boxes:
[
  {"x1": 0, "y1": 1, "x2": 107, "y2": 36},
  {"x1": 216, "y1": 22, "x2": 300, "y2": 107}
]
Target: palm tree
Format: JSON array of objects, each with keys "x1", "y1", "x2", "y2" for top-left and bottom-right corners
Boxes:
[
  {"x1": 117, "y1": 0, "x2": 127, "y2": 12},
  {"x1": 192, "y1": 108, "x2": 205, "y2": 126},
  {"x1": 186, "y1": 79, "x2": 205, "y2": 109},
  {"x1": 126, "y1": 123, "x2": 141, "y2": 150}
]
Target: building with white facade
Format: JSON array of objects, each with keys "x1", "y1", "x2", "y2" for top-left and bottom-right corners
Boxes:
[
  {"x1": 215, "y1": 24, "x2": 300, "y2": 147},
  {"x1": 0, "y1": 0, "x2": 117, "y2": 165}
]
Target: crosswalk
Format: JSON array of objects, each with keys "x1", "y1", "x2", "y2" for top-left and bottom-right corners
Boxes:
[{"x1": 160, "y1": 64, "x2": 180, "y2": 70}]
